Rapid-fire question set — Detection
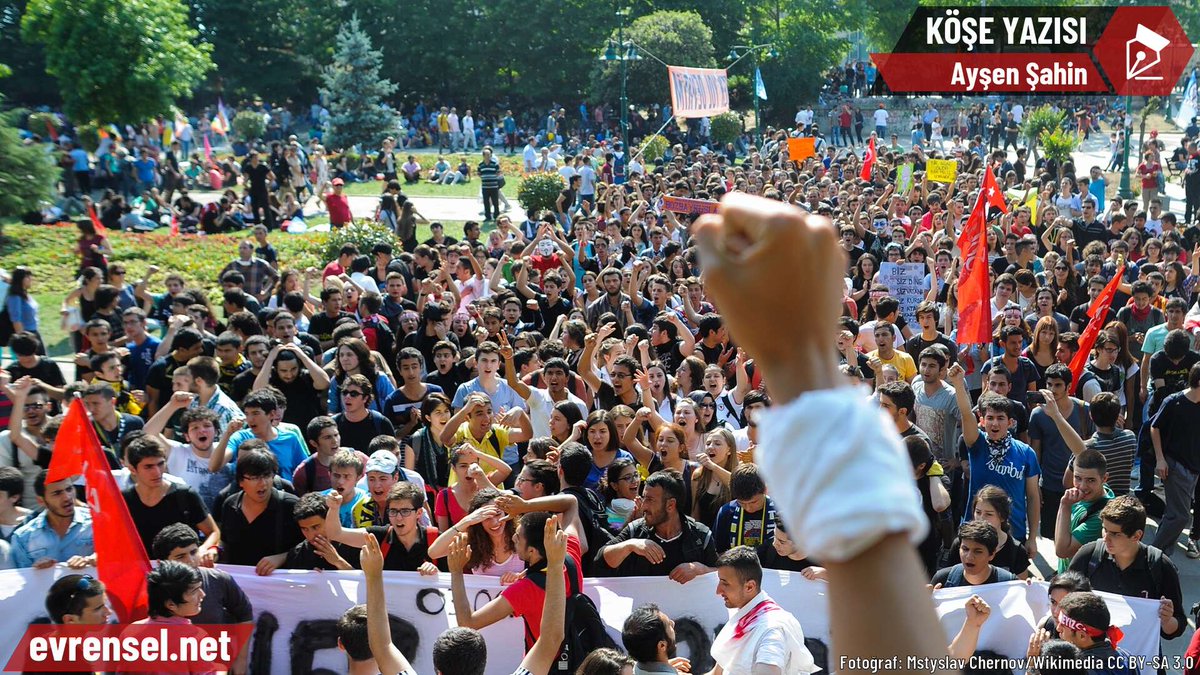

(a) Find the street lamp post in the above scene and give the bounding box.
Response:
[728,43,776,147]
[1118,94,1133,199]
[599,6,639,150]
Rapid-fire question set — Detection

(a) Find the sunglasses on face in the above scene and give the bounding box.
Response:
[342,390,365,399]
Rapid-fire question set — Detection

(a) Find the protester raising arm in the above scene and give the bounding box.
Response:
[361,533,418,675]
[692,193,952,673]
[496,492,590,555]
[517,515,569,675]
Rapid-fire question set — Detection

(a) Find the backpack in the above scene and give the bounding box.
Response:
[561,485,613,571]
[379,525,440,562]
[1087,541,1164,591]
[0,305,13,347]
[525,555,618,672]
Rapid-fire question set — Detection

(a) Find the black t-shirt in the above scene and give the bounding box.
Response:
[335,411,396,454]
[904,332,958,365]
[284,539,362,570]
[145,354,188,410]
[1148,351,1200,413]
[244,163,271,195]
[218,489,302,566]
[365,525,444,572]
[94,413,144,458]
[230,368,258,404]
[272,371,325,428]
[8,357,67,390]
[123,484,209,554]
[308,311,355,345]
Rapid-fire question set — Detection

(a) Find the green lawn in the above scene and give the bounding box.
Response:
[0,218,468,357]
[343,179,480,199]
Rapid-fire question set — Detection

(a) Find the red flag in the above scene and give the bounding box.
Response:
[44,117,59,142]
[955,168,1008,345]
[86,204,108,234]
[859,136,876,181]
[170,212,179,236]
[1069,264,1124,386]
[46,399,151,622]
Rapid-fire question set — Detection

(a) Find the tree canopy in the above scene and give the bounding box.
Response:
[21,0,212,123]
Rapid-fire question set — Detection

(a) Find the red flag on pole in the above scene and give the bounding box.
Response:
[46,399,151,622]
[955,168,1008,345]
[44,117,59,142]
[1069,263,1124,386]
[859,136,876,181]
[86,204,108,234]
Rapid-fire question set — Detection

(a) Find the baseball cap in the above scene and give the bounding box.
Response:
[365,450,398,475]
[332,178,345,186]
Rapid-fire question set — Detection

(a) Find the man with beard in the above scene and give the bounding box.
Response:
[10,471,95,568]
[622,604,691,674]
[585,267,633,331]
[596,470,718,581]
[0,382,52,507]
[709,547,818,675]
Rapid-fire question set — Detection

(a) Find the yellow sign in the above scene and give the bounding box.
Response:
[925,158,958,184]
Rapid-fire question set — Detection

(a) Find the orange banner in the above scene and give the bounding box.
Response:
[786,137,816,162]
[668,66,730,118]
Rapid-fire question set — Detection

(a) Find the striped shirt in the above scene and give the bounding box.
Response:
[478,158,501,188]
[1075,429,1137,495]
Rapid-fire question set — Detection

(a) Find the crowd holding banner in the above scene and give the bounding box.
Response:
[4,54,1200,674]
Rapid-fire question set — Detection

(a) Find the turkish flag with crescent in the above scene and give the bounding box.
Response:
[955,168,1008,345]
[46,398,150,622]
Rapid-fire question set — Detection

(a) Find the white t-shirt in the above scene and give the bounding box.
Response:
[523,144,537,170]
[525,387,588,438]
[578,166,597,194]
[0,430,41,509]
[558,165,577,182]
[873,108,889,126]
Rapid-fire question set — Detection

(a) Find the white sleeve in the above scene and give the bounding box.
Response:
[754,627,790,668]
[758,388,927,563]
[1081,379,1102,403]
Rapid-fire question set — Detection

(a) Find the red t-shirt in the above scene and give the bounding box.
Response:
[434,487,468,526]
[322,261,344,279]
[327,193,352,225]
[501,533,583,648]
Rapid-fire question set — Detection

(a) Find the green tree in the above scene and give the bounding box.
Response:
[21,0,212,123]
[756,4,849,125]
[320,15,398,151]
[231,110,265,141]
[1020,105,1066,163]
[191,0,338,102]
[0,0,57,105]
[592,10,717,106]
[709,111,742,145]
[0,97,58,218]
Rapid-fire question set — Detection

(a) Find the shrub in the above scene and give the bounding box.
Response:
[27,112,58,139]
[1038,127,1079,180]
[517,173,565,215]
[1020,106,1066,160]
[320,219,397,262]
[75,122,100,154]
[710,112,743,146]
[232,110,266,141]
[638,135,669,162]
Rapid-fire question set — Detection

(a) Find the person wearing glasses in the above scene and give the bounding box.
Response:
[45,574,111,625]
[324,481,442,574]
[333,374,396,456]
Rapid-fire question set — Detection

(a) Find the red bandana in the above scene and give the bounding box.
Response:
[1057,611,1124,647]
[733,599,782,640]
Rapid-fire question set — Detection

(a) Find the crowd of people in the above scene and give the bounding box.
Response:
[3,92,1200,674]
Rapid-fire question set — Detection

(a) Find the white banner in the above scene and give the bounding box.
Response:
[0,567,1160,674]
[879,261,928,326]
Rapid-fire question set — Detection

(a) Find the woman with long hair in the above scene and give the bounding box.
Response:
[428,487,523,579]
[644,361,679,419]
[568,410,634,490]
[1047,256,1085,315]
[849,253,878,316]
[409,393,454,489]
[1163,260,1197,305]
[622,418,696,514]
[692,428,738,527]
[76,219,112,279]
[327,337,396,414]
[673,356,707,397]
[686,390,722,433]
[600,458,642,532]
[1142,237,1164,266]
[548,399,585,445]
[4,267,43,353]
[1101,320,1140,415]
[268,269,303,310]
[945,485,1030,577]
[1023,315,1060,388]
[431,446,508,532]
